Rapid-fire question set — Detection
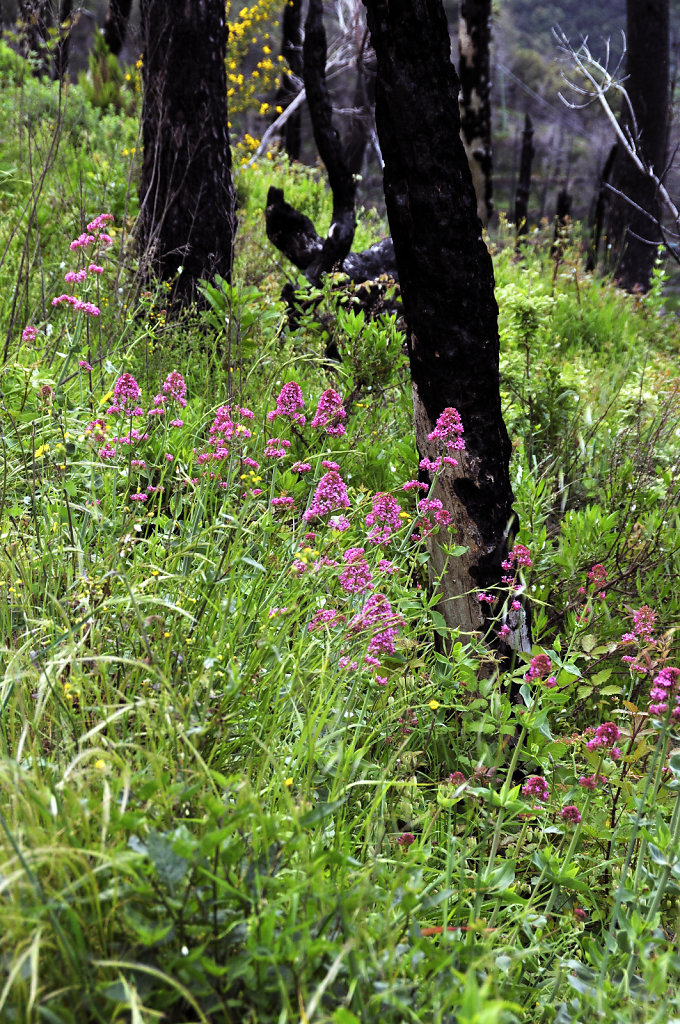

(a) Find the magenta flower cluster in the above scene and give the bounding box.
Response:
[420,406,466,474]
[311,388,346,435]
[304,470,351,522]
[268,382,306,425]
[365,492,402,545]
[585,721,621,759]
[648,666,680,721]
[524,653,556,688]
[522,775,550,803]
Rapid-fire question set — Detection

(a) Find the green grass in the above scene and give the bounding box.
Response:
[1,43,680,1023]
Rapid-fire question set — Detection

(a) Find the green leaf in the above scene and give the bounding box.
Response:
[333,1011,361,1024]
[146,831,190,887]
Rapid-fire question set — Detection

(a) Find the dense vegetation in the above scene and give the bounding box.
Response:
[1,39,680,1023]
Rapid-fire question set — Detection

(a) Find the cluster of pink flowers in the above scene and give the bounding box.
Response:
[420,406,466,474]
[417,497,452,538]
[365,492,402,545]
[648,666,680,721]
[585,721,621,759]
[501,543,532,592]
[522,775,550,803]
[264,438,291,459]
[579,773,606,790]
[52,294,101,317]
[578,563,607,601]
[308,609,346,632]
[22,325,38,343]
[338,548,374,595]
[198,403,254,465]
[267,382,306,425]
[161,370,187,407]
[108,373,142,416]
[347,593,404,657]
[524,653,557,688]
[621,605,657,674]
[311,388,346,435]
[303,470,351,522]
[560,805,581,824]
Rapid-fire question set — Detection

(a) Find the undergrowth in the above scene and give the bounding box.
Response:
[1,44,680,1024]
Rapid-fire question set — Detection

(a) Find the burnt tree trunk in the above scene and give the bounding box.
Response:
[514,112,533,236]
[18,0,52,77]
[303,0,356,282]
[103,0,134,56]
[345,33,377,178]
[458,0,493,226]
[363,0,525,647]
[587,143,617,272]
[275,0,303,159]
[606,0,669,292]
[138,0,236,302]
[53,0,73,81]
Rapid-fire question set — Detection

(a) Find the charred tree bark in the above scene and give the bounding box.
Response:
[103,0,133,56]
[266,185,398,282]
[514,112,534,236]
[274,0,303,159]
[18,0,52,77]
[606,0,669,292]
[363,0,524,647]
[587,143,617,272]
[138,0,236,303]
[53,0,73,81]
[303,0,356,283]
[458,0,493,226]
[345,33,377,178]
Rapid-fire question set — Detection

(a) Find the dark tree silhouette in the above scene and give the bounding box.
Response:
[458,0,493,225]
[362,0,525,646]
[302,0,356,283]
[103,0,133,56]
[606,0,669,292]
[514,112,534,236]
[274,0,303,159]
[138,0,236,301]
[17,0,52,77]
[53,0,73,81]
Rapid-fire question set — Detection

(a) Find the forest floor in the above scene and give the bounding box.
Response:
[1,42,680,1023]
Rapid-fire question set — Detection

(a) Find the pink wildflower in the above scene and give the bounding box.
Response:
[70,233,95,250]
[397,832,416,848]
[402,479,429,492]
[365,492,402,545]
[267,381,306,425]
[88,263,104,275]
[291,461,312,474]
[264,437,291,459]
[22,325,38,343]
[428,407,465,450]
[585,722,620,753]
[648,666,680,720]
[308,609,346,632]
[579,774,606,790]
[303,470,350,522]
[329,515,351,531]
[560,805,582,824]
[522,775,549,802]
[525,653,556,688]
[162,371,187,407]
[65,268,87,284]
[311,388,346,435]
[338,548,374,595]
[86,213,114,233]
[348,593,404,656]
